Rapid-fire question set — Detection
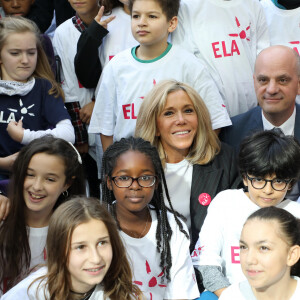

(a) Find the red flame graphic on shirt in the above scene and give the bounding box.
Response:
[229,17,251,41]
[133,260,166,300]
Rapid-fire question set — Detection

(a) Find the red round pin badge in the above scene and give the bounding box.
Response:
[198,193,211,206]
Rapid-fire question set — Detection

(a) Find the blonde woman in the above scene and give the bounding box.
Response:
[136,80,241,251]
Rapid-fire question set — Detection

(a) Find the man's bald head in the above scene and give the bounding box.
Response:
[253,45,300,126]
[255,45,300,77]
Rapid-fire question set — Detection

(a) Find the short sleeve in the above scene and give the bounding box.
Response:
[88,63,117,136]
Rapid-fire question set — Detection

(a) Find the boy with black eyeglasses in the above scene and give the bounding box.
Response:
[192,129,300,298]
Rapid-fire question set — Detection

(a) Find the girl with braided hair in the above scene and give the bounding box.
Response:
[101,136,199,300]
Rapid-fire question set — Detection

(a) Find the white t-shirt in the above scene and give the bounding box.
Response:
[99,7,137,67]
[0,226,48,297]
[219,276,300,300]
[89,44,231,140]
[192,189,300,285]
[28,226,48,271]
[173,0,270,117]
[164,159,193,230]
[120,209,199,300]
[1,267,107,300]
[260,0,300,54]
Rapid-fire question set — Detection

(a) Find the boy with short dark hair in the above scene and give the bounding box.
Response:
[89,0,231,151]
[128,0,180,21]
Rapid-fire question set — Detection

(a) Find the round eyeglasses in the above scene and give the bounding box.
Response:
[246,174,292,191]
[111,175,157,188]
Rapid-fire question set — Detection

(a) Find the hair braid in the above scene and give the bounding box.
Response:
[101,137,189,282]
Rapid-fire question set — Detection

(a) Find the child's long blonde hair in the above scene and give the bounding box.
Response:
[0,17,64,99]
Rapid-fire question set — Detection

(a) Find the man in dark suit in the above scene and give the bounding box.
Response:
[220,45,300,200]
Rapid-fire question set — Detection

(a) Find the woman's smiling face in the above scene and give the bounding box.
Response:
[156,89,198,163]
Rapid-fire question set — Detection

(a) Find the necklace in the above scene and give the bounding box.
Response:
[120,207,151,239]
[70,286,95,300]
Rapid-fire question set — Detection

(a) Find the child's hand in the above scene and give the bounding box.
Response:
[0,195,10,221]
[7,119,24,143]
[95,6,116,29]
[79,101,95,124]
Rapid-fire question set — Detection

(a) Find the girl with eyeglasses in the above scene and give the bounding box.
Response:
[192,130,300,299]
[101,136,200,300]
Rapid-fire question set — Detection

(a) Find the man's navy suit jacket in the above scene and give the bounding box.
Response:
[220,104,300,152]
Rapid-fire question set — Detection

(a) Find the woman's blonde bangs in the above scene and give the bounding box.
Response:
[136,80,220,166]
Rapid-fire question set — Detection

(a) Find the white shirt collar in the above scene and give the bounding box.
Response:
[262,106,296,136]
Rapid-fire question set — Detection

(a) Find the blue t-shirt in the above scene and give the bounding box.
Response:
[0,78,70,158]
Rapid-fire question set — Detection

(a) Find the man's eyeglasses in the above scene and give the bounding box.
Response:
[111,175,157,188]
[246,174,292,191]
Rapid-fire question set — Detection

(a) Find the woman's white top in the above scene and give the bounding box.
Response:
[28,226,48,270]
[164,159,193,230]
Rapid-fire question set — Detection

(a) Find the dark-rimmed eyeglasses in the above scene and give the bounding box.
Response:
[246,175,292,191]
[111,175,157,188]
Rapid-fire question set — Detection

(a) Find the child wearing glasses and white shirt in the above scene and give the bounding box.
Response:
[192,129,300,298]
[100,137,199,300]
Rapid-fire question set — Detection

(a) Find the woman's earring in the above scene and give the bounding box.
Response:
[62,190,69,197]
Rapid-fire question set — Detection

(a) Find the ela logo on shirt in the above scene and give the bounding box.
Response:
[122,79,157,120]
[0,99,35,123]
[191,245,205,258]
[133,260,166,299]
[211,16,251,59]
